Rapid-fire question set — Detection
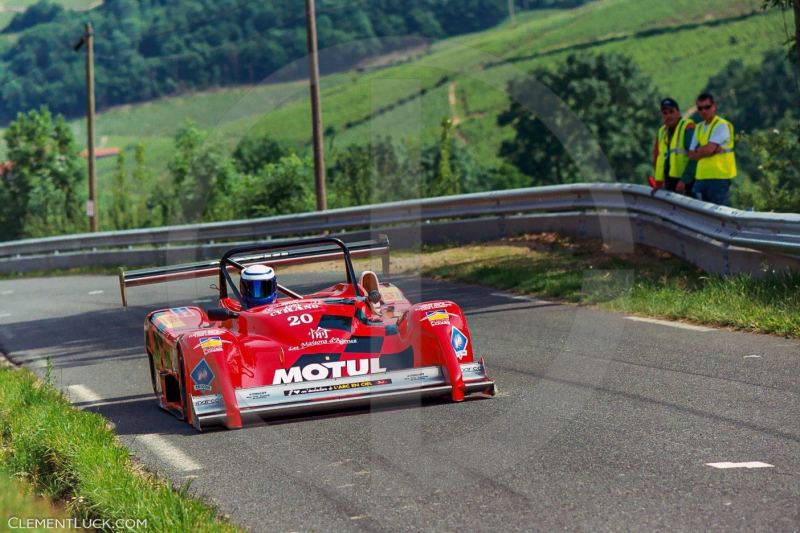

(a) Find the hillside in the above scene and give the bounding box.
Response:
[0,0,97,33]
[0,0,792,206]
[0,0,533,122]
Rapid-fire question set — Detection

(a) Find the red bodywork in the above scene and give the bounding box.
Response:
[137,238,495,430]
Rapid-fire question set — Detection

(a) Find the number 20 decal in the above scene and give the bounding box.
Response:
[288,314,313,326]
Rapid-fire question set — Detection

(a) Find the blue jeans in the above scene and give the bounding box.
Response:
[694,179,731,206]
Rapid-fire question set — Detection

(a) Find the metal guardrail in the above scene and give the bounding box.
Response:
[1,183,798,276]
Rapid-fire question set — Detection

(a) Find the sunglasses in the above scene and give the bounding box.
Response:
[697,104,713,111]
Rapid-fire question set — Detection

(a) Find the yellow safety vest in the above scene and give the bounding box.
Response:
[695,116,736,180]
[654,118,693,182]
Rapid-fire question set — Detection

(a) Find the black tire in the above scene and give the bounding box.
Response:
[177,347,188,421]
[177,347,203,431]
[146,350,158,397]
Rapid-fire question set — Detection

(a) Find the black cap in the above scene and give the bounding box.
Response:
[660,98,679,111]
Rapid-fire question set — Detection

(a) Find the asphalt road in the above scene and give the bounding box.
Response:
[0,273,798,532]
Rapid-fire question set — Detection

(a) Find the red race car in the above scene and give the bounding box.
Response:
[120,237,496,430]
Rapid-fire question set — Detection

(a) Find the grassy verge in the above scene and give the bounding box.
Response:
[0,363,243,532]
[0,469,73,532]
[392,234,800,337]
[0,265,122,280]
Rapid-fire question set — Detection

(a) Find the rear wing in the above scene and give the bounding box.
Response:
[118,235,390,307]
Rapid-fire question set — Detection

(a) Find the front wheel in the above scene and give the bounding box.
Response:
[147,350,158,397]
[177,347,189,421]
[177,347,203,431]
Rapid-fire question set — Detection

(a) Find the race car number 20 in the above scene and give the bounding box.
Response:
[287,314,313,326]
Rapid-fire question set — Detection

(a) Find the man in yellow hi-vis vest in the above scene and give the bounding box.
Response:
[688,93,736,206]
[651,98,695,194]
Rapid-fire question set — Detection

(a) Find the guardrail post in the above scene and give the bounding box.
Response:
[379,234,390,277]
[118,268,128,308]
[722,244,731,276]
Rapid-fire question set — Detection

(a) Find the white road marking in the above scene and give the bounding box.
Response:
[88,290,104,295]
[491,292,534,301]
[0,313,11,319]
[138,433,201,472]
[492,292,530,300]
[68,384,102,403]
[706,462,774,469]
[1,290,13,295]
[744,355,762,359]
[349,515,368,521]
[192,298,213,304]
[625,316,714,331]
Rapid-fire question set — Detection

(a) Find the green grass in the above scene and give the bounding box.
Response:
[0,0,790,210]
[0,469,73,532]
[406,235,800,337]
[0,363,244,532]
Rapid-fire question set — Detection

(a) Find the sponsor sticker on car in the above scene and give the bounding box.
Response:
[451,327,468,359]
[198,336,223,354]
[191,359,215,391]
[287,337,356,351]
[284,378,392,396]
[416,301,450,312]
[153,313,185,332]
[308,327,329,340]
[269,302,321,316]
[187,329,226,338]
[424,310,450,326]
[273,357,387,384]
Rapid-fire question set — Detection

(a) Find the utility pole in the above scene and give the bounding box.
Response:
[508,0,515,23]
[794,0,800,67]
[74,22,98,232]
[304,0,327,211]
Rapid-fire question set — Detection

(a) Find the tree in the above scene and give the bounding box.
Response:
[1,107,84,240]
[330,144,375,207]
[0,0,521,121]
[108,150,135,230]
[230,154,315,218]
[329,137,430,207]
[232,133,290,175]
[129,142,154,227]
[498,53,659,185]
[427,118,460,197]
[762,0,800,65]
[705,49,798,135]
[2,0,64,34]
[150,121,236,225]
[735,121,800,213]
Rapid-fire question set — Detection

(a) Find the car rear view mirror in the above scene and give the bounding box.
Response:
[206,308,239,321]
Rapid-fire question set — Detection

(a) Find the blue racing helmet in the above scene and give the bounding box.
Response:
[240,264,277,308]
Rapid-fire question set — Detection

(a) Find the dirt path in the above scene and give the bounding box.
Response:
[448,81,471,143]
[448,82,462,127]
